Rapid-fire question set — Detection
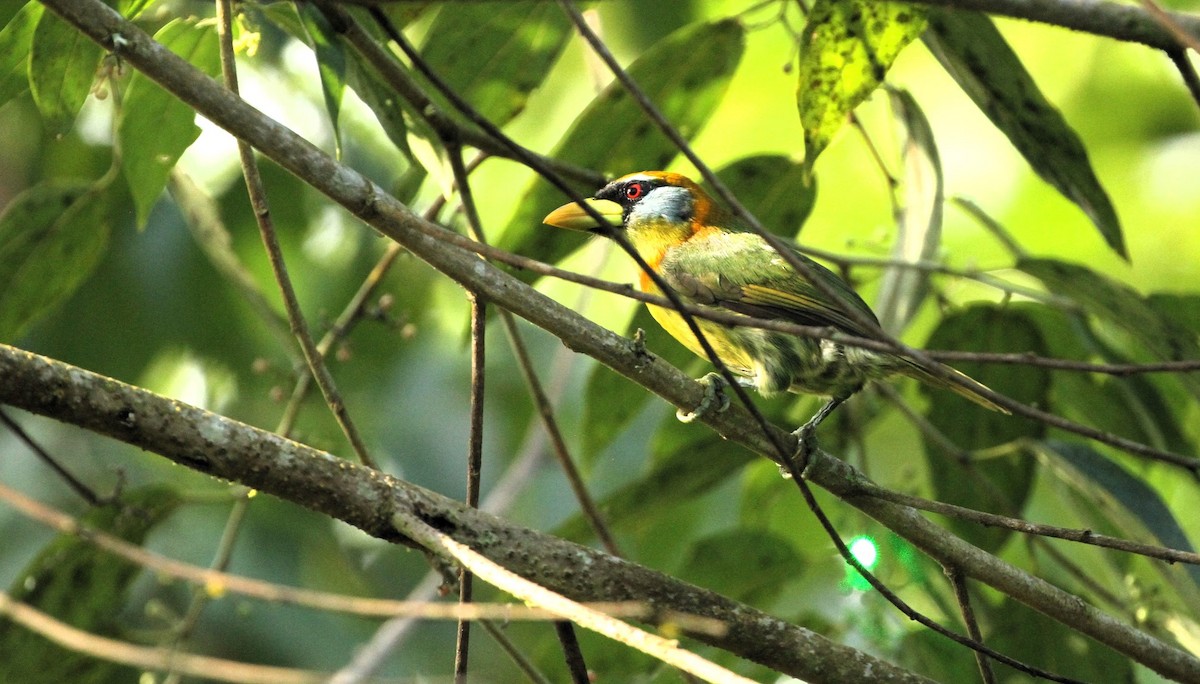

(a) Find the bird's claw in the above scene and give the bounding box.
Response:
[781,421,821,480]
[676,372,731,423]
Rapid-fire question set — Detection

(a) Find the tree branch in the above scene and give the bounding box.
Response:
[0,343,929,684]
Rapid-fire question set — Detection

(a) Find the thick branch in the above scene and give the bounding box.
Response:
[0,344,925,684]
[910,0,1200,51]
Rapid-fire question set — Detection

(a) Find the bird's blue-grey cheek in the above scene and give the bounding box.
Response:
[631,187,694,223]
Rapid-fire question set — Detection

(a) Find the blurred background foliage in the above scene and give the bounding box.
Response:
[1,0,1200,681]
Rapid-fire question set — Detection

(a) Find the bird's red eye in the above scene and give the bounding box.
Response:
[624,182,644,201]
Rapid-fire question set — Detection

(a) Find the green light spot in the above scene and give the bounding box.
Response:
[848,536,878,570]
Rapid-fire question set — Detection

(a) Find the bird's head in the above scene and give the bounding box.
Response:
[543,172,722,250]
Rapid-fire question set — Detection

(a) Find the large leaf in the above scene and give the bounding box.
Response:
[1018,303,1193,458]
[28,7,103,133]
[1041,440,1200,594]
[1019,257,1200,402]
[921,304,1050,553]
[0,487,181,684]
[876,89,942,333]
[420,0,570,128]
[580,305,700,462]
[0,1,39,108]
[988,597,1135,682]
[0,180,112,341]
[500,19,744,266]
[298,4,347,159]
[711,154,815,238]
[924,10,1125,258]
[678,529,803,604]
[797,0,927,169]
[119,18,220,228]
[556,431,753,543]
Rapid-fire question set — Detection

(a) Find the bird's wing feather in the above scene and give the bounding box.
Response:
[658,231,879,338]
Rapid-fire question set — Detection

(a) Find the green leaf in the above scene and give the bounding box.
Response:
[1041,440,1200,592]
[1019,257,1200,402]
[797,0,927,169]
[346,53,411,158]
[0,487,181,684]
[499,18,744,267]
[0,0,26,27]
[679,529,803,603]
[0,180,113,341]
[119,0,157,19]
[0,2,39,108]
[713,154,815,238]
[119,18,219,229]
[420,0,570,128]
[922,304,1050,553]
[1020,303,1193,457]
[556,431,752,542]
[876,89,942,333]
[924,10,1126,258]
[580,306,700,461]
[28,8,103,133]
[298,5,347,159]
[988,597,1135,681]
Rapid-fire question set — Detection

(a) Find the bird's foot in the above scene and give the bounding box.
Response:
[676,372,731,423]
[782,419,822,480]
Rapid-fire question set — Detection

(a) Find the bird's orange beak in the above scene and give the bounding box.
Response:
[542,198,623,231]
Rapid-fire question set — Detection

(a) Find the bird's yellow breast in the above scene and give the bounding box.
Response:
[640,278,757,378]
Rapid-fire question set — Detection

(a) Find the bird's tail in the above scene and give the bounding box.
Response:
[898,361,1011,414]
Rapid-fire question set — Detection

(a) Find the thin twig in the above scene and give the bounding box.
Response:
[0,409,103,505]
[455,289,486,682]
[945,568,996,684]
[162,490,252,684]
[555,621,591,684]
[217,0,378,470]
[778,441,1081,683]
[1167,48,1200,109]
[497,313,623,555]
[480,620,555,684]
[852,481,1200,566]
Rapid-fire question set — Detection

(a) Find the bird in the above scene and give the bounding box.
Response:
[543,171,1008,452]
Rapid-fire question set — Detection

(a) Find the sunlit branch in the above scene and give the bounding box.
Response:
[391,508,757,684]
[0,591,326,684]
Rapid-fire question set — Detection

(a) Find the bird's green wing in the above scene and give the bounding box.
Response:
[659,231,880,337]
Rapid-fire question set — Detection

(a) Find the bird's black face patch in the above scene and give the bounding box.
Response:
[595,177,666,225]
[596,178,665,206]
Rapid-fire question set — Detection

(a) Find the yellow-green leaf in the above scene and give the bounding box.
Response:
[28,8,102,133]
[0,2,40,108]
[924,10,1125,258]
[797,0,926,169]
[420,0,570,127]
[119,18,219,228]
[0,180,111,341]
